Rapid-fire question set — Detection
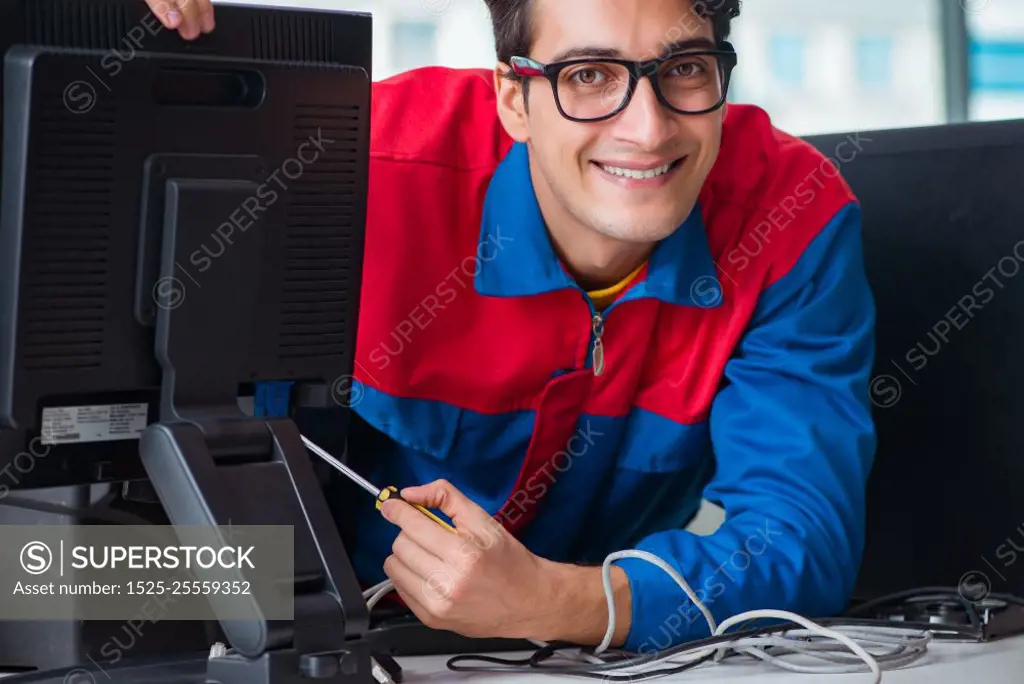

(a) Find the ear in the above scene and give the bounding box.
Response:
[493,64,529,143]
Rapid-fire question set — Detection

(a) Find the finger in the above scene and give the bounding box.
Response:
[171,0,205,40]
[389,567,444,629]
[392,531,445,576]
[384,554,453,612]
[381,497,459,556]
[400,479,494,531]
[146,0,180,29]
[196,0,215,34]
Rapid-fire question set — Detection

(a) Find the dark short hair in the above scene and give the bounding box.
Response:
[483,0,742,66]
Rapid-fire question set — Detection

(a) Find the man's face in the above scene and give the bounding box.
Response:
[508,0,726,246]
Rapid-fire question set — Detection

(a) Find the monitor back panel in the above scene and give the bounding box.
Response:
[804,119,1024,602]
[0,24,370,487]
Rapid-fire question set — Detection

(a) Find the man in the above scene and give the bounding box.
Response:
[148,0,876,653]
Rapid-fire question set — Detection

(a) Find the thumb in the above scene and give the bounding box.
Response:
[400,479,492,529]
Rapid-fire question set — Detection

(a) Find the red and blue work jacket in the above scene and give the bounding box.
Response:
[330,67,876,652]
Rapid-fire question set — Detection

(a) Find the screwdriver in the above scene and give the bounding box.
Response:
[300,435,456,533]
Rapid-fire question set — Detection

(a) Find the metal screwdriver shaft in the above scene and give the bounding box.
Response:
[299,434,456,533]
[300,434,380,498]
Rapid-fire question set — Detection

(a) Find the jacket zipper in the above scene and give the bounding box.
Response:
[591,312,606,376]
[582,291,622,377]
[578,269,641,376]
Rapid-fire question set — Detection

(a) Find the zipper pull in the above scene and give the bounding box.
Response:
[591,313,605,376]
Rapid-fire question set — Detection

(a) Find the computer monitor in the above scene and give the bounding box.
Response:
[0,0,371,489]
[804,118,1024,605]
[0,1,375,682]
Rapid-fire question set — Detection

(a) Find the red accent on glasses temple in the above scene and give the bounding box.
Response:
[514,65,544,77]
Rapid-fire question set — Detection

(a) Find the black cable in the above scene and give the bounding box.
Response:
[449,646,715,681]
[547,653,716,681]
[446,615,943,681]
[818,615,976,640]
[846,586,967,617]
[526,642,639,668]
[445,652,536,667]
[446,622,796,677]
[843,585,1024,643]
[846,586,1024,617]
[448,588,1023,679]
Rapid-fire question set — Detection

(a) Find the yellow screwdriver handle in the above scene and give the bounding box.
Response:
[376,486,456,533]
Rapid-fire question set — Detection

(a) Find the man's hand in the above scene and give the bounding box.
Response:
[380,479,633,646]
[144,0,215,40]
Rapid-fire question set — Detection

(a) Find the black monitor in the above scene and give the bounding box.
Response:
[0,0,371,489]
[804,118,1024,606]
[0,1,375,682]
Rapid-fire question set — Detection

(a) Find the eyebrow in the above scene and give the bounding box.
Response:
[549,46,620,62]
[661,37,717,55]
[549,37,717,63]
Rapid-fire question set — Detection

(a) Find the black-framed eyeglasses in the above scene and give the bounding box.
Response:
[508,41,738,123]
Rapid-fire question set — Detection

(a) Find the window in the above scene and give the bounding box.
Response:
[855,35,893,89]
[769,34,806,87]
[726,0,944,135]
[970,40,1024,91]
[390,20,437,74]
[277,0,1018,133]
[967,3,1024,121]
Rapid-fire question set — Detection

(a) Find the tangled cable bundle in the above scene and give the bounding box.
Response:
[362,549,934,683]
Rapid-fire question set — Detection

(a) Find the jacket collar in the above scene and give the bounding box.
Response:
[474,142,723,309]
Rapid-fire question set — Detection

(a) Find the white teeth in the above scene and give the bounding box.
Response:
[599,162,673,179]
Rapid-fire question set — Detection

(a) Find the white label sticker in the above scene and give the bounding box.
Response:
[40,403,149,445]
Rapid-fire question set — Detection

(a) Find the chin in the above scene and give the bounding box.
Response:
[588,212,682,244]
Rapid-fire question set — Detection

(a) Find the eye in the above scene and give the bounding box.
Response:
[569,68,606,86]
[667,61,705,78]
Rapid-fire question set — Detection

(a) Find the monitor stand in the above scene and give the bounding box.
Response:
[133,164,374,684]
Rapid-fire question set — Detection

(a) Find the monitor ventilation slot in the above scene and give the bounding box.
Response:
[22,85,115,371]
[278,104,363,360]
[26,0,131,49]
[252,13,336,63]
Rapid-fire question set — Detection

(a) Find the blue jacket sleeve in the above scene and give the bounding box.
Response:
[616,202,877,652]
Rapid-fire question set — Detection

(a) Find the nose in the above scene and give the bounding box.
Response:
[611,76,678,148]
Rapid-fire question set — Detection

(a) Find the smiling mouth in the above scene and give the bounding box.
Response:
[595,158,685,180]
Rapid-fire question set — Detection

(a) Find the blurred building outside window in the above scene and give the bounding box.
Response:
[855,35,893,90]
[967,0,1024,122]
[768,34,807,88]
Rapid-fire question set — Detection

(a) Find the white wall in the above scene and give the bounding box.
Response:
[217,0,495,78]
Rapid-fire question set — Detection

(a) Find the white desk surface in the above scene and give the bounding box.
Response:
[394,633,1024,683]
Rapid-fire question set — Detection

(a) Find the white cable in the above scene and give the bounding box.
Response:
[365,579,396,610]
[719,637,927,674]
[597,550,717,655]
[653,628,930,668]
[356,542,927,682]
[363,579,393,599]
[359,579,399,684]
[593,549,932,683]
[718,610,881,680]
